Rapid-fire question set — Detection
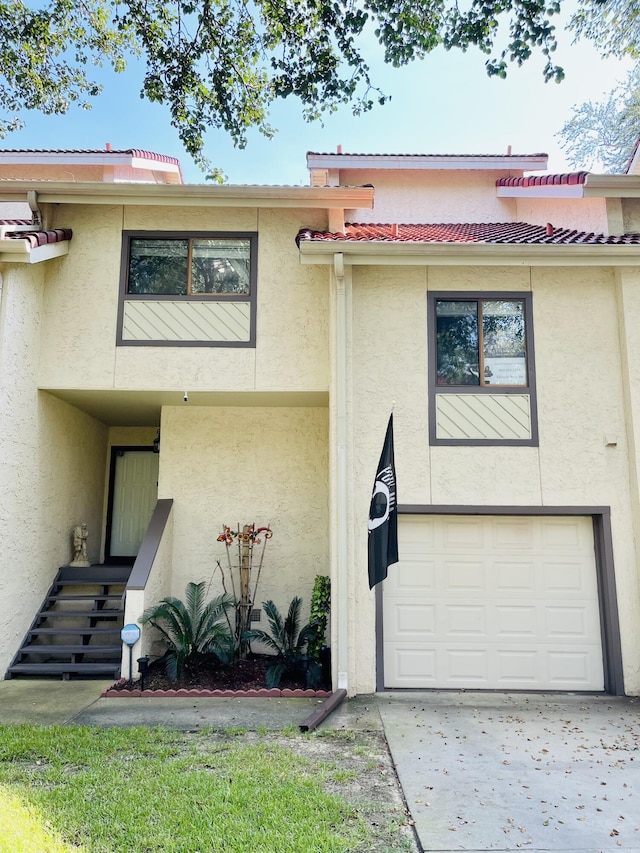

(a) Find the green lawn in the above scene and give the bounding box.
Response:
[0,725,413,853]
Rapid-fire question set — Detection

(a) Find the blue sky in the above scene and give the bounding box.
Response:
[0,14,630,185]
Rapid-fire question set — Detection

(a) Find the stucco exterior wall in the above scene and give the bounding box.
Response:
[622,199,640,233]
[154,405,329,626]
[0,262,108,674]
[346,263,640,695]
[514,197,610,236]
[38,205,330,395]
[340,170,517,223]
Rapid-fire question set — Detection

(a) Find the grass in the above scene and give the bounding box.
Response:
[0,725,406,853]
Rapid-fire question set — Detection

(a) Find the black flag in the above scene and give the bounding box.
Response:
[368,414,398,589]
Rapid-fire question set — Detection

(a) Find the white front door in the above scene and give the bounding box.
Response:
[383,514,604,690]
[108,450,159,560]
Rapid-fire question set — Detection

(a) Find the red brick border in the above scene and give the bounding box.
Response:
[101,679,332,699]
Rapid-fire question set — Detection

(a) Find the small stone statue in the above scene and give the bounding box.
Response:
[70,524,90,567]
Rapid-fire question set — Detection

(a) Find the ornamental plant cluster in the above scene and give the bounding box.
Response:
[141,524,330,689]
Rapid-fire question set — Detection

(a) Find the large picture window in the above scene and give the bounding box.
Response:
[428,291,537,446]
[436,298,527,387]
[118,231,257,347]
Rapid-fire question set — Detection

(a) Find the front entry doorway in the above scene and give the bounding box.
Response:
[105,447,159,563]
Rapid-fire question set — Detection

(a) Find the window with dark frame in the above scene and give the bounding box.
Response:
[435,298,528,388]
[127,237,252,296]
[118,231,258,348]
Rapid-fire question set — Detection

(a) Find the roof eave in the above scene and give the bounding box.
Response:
[583,175,640,197]
[298,240,640,266]
[307,153,549,171]
[0,239,70,264]
[0,181,375,209]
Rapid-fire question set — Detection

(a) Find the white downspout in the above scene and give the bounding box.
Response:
[334,252,349,691]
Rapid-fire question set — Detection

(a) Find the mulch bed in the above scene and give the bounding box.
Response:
[104,654,332,698]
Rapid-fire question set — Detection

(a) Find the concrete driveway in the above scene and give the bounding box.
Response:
[376,692,640,852]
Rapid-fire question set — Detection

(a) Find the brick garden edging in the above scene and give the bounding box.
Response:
[101,680,332,699]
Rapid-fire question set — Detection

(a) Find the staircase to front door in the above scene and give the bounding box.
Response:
[6,565,131,680]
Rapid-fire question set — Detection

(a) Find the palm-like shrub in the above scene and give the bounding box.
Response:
[140,582,235,681]
[246,597,320,688]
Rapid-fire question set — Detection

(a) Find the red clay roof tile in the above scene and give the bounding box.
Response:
[495,173,589,188]
[1,226,72,247]
[296,222,640,245]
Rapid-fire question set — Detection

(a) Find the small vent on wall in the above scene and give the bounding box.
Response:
[250,608,261,622]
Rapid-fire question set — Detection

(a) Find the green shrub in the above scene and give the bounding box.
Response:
[140,582,235,680]
[246,597,321,688]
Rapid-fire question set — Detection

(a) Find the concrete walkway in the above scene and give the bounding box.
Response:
[1,680,639,851]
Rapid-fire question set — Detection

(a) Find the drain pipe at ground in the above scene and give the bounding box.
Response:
[299,688,348,732]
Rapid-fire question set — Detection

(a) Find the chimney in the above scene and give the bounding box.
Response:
[507,145,512,155]
[105,142,113,152]
[546,222,554,237]
[337,145,342,154]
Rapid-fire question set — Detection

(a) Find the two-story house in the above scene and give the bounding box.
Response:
[1,146,639,696]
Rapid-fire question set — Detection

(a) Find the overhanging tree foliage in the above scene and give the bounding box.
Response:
[557,66,640,172]
[0,0,626,175]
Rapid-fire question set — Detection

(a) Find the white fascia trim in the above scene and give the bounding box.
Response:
[583,175,640,197]
[298,241,640,266]
[0,182,375,209]
[0,239,70,264]
[496,185,585,198]
[129,157,182,176]
[307,153,549,171]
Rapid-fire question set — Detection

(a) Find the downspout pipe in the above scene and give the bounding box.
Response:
[334,252,349,692]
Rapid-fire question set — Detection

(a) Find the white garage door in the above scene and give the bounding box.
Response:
[383,515,604,690]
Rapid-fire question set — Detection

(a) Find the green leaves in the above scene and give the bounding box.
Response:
[140,581,235,680]
[557,65,640,172]
[0,0,618,170]
[246,597,317,688]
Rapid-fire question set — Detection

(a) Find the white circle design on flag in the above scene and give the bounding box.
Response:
[368,481,390,530]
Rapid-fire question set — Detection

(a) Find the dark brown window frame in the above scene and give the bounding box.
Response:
[117,230,258,348]
[427,290,538,446]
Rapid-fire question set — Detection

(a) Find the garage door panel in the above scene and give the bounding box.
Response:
[545,605,591,638]
[383,515,604,690]
[444,560,486,591]
[495,605,538,637]
[548,650,599,684]
[541,517,585,549]
[442,518,486,549]
[495,560,536,591]
[544,561,595,593]
[445,605,486,636]
[392,559,436,593]
[389,648,438,684]
[385,602,436,639]
[491,518,536,550]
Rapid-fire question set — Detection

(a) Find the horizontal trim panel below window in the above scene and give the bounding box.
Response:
[122,299,251,343]
[435,393,531,441]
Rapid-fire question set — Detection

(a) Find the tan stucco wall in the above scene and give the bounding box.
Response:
[341,170,517,223]
[514,197,610,236]
[38,205,330,395]
[0,262,108,673]
[154,405,329,625]
[346,263,640,695]
[622,199,640,233]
